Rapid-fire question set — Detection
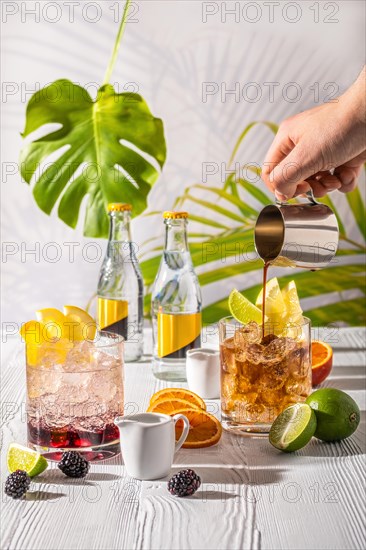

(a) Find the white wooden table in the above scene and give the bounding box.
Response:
[1,328,365,550]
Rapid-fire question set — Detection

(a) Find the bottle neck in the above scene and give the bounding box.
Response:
[108,211,132,243]
[164,219,188,252]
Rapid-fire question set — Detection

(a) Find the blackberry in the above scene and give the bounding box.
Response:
[5,470,31,499]
[58,451,90,478]
[168,469,201,497]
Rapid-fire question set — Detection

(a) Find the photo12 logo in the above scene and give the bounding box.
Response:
[202,81,340,104]
[1,80,140,104]
[201,1,340,24]
[1,1,140,24]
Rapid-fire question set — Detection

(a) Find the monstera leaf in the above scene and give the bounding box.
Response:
[20,80,166,238]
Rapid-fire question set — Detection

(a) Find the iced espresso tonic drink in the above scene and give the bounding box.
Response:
[220,319,311,433]
[24,315,124,460]
[221,278,312,433]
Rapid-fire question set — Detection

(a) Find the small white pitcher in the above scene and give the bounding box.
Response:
[114,412,189,480]
[186,348,220,399]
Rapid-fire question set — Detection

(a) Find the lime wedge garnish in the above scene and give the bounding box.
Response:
[269,403,317,452]
[228,289,263,325]
[7,443,48,477]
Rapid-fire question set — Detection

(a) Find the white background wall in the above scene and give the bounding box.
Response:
[1,0,365,327]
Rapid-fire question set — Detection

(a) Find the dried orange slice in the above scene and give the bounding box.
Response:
[149,388,206,410]
[312,341,333,386]
[173,408,222,448]
[147,398,200,415]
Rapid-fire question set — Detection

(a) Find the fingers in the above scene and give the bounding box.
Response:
[261,119,325,198]
[335,151,366,193]
[334,166,360,193]
[275,170,354,199]
[263,145,321,198]
[306,175,342,198]
[261,107,365,198]
[275,181,311,202]
[303,167,360,197]
[261,129,295,194]
[294,182,311,196]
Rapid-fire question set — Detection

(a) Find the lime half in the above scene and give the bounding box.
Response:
[7,443,48,477]
[228,289,263,325]
[269,404,317,452]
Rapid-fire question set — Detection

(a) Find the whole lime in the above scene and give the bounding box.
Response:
[306,388,360,442]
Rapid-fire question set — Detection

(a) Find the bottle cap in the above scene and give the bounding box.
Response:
[108,203,132,212]
[163,211,188,219]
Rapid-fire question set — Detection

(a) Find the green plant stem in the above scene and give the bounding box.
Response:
[103,0,132,85]
[339,235,366,252]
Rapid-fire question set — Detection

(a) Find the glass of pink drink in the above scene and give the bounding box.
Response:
[26,331,124,461]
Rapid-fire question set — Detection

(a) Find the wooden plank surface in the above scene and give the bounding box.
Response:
[1,328,365,550]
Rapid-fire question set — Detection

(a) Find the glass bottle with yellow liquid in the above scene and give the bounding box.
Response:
[151,211,202,381]
[97,203,143,362]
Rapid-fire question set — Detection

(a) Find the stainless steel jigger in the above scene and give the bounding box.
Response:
[254,191,339,269]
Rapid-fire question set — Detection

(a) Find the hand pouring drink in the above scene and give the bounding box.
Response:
[219,191,339,434]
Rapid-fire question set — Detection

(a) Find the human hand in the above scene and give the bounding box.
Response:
[261,67,366,200]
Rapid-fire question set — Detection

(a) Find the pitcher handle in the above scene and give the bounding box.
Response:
[173,414,190,453]
[275,188,318,206]
[305,188,318,205]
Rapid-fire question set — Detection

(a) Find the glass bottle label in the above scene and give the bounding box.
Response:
[98,298,128,339]
[157,312,201,358]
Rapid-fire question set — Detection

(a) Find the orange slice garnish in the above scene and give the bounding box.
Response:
[20,321,72,367]
[63,305,96,340]
[20,320,45,344]
[35,308,66,339]
[147,398,200,415]
[149,388,206,410]
[34,306,96,341]
[20,304,96,367]
[312,340,333,386]
[173,408,222,448]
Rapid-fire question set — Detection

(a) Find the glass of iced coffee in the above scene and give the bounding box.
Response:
[219,317,312,434]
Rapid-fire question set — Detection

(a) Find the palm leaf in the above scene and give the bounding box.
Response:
[202,265,366,325]
[198,260,263,286]
[140,256,161,286]
[190,228,255,266]
[346,186,366,241]
[305,298,366,326]
[180,184,258,220]
[140,121,366,327]
[237,178,272,206]
[187,214,229,230]
[178,194,247,223]
[228,121,278,166]
[317,195,346,236]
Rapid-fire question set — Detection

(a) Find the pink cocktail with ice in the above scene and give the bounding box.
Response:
[26,332,124,461]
